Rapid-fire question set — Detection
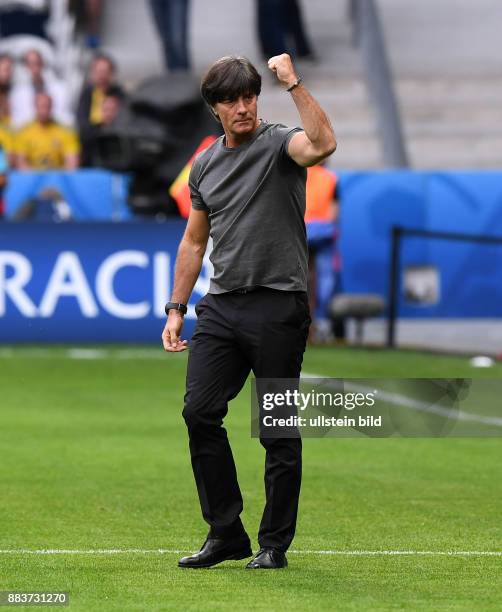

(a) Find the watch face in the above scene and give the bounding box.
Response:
[165,303,187,315]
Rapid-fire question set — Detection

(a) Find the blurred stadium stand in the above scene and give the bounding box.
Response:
[0,0,84,104]
[1,0,502,353]
[98,0,502,170]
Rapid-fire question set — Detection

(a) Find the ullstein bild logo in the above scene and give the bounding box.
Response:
[261,388,381,430]
[0,250,171,319]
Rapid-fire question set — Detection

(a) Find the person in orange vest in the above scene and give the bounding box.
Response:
[305,163,337,224]
[169,135,218,217]
[305,163,340,342]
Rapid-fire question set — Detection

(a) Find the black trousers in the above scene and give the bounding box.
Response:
[182,288,311,552]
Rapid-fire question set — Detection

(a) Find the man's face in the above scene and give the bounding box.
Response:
[213,93,259,138]
[35,94,52,123]
[25,50,44,78]
[91,59,113,89]
[0,58,13,84]
[0,94,10,118]
[102,96,120,125]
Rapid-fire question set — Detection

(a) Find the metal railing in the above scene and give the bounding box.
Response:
[350,0,409,167]
[387,226,502,347]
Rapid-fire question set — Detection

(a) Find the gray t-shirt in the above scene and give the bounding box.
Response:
[189,121,308,294]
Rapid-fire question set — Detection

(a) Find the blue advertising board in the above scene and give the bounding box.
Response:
[2,170,502,343]
[338,170,502,317]
[0,220,210,342]
[4,170,132,220]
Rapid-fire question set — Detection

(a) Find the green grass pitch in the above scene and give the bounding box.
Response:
[1,345,501,610]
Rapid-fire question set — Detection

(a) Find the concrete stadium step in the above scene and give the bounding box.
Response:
[260,78,374,124]
[378,0,502,168]
[396,77,502,103]
[101,1,502,169]
[409,136,502,169]
[101,0,360,82]
[404,123,502,138]
[378,0,502,77]
[330,139,383,170]
[100,0,381,170]
[393,76,502,167]
[260,74,379,169]
[403,109,502,127]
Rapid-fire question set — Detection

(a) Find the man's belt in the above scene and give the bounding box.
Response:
[227,286,258,294]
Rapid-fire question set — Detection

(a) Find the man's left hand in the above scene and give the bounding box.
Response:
[162,312,189,352]
[268,53,298,89]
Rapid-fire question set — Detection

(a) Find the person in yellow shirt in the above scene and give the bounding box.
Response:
[15,93,80,170]
[77,55,124,128]
[76,54,125,167]
[0,123,13,162]
[0,53,13,128]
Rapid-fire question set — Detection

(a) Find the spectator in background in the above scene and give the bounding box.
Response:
[0,95,10,128]
[0,54,13,126]
[101,92,122,126]
[149,0,191,71]
[285,0,316,60]
[0,54,13,96]
[80,91,125,166]
[0,52,13,218]
[0,55,14,165]
[82,0,103,49]
[10,49,73,128]
[77,54,124,138]
[0,123,14,166]
[0,138,9,219]
[305,164,339,343]
[15,92,80,170]
[69,0,104,49]
[256,0,315,62]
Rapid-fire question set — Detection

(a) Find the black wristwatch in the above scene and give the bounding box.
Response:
[165,302,187,316]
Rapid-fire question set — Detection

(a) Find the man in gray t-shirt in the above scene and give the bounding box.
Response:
[190,121,307,294]
[162,54,336,570]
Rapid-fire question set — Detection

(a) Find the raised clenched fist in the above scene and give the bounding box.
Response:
[267,53,298,89]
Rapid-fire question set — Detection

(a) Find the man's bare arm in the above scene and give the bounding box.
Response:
[162,208,210,352]
[268,53,337,167]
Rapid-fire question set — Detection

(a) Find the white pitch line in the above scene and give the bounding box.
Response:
[348,381,502,427]
[301,373,502,428]
[66,348,165,360]
[67,348,108,360]
[0,549,501,557]
[0,549,185,555]
[288,550,502,557]
[1,350,500,426]
[0,348,165,360]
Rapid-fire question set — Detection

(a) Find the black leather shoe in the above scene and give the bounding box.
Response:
[245,547,288,569]
[178,536,252,569]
